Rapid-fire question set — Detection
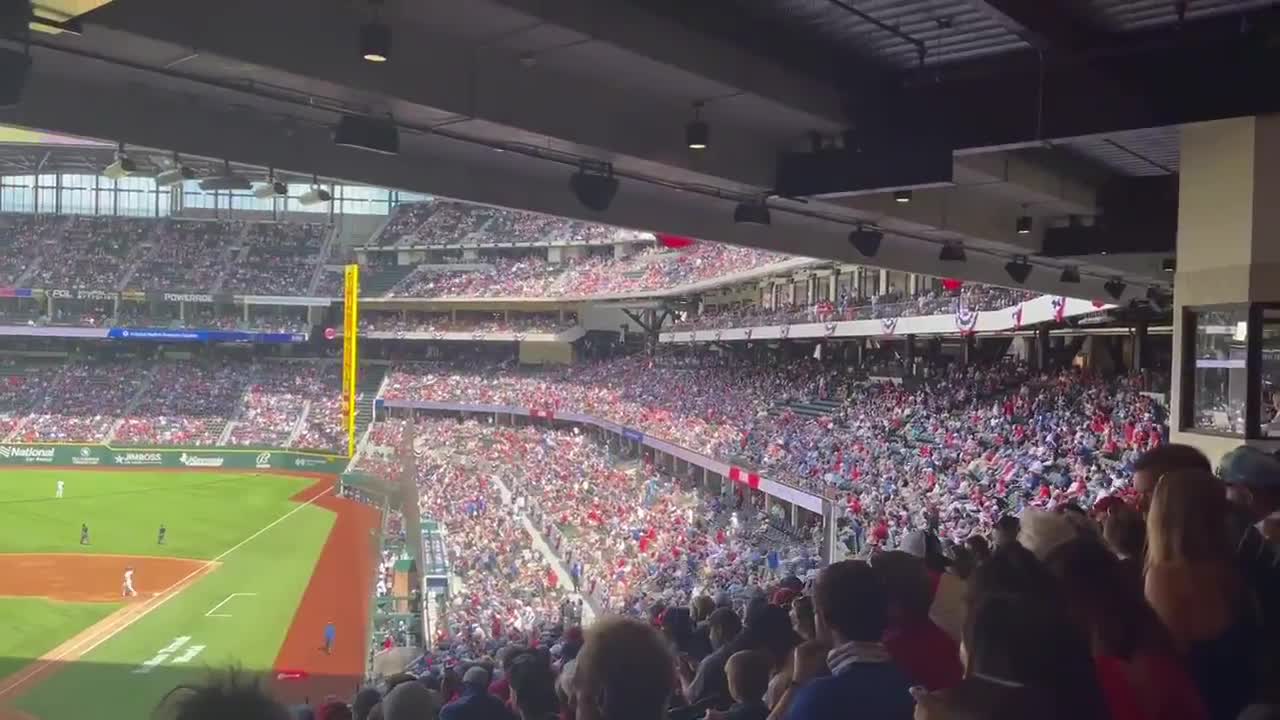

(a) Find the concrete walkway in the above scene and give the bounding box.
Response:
[492,476,599,625]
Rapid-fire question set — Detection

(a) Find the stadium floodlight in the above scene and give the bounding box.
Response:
[253,181,289,199]
[298,186,333,206]
[156,166,195,187]
[103,156,136,181]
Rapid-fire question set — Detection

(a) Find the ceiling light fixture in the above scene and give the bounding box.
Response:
[1161,258,1176,273]
[939,243,965,262]
[360,0,389,62]
[1016,215,1032,235]
[155,153,194,187]
[686,102,709,151]
[1059,266,1081,284]
[1004,256,1032,284]
[894,190,912,203]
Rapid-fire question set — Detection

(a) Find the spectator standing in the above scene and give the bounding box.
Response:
[784,561,913,720]
[683,608,742,710]
[440,667,517,720]
[1145,470,1261,720]
[509,654,561,720]
[573,617,674,720]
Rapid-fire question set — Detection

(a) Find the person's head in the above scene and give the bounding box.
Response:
[1046,536,1176,660]
[812,560,889,646]
[993,515,1020,548]
[707,607,742,650]
[868,550,933,622]
[317,702,352,720]
[154,670,291,720]
[1147,469,1231,567]
[659,607,695,654]
[964,535,991,565]
[788,595,816,640]
[1017,508,1088,563]
[461,666,491,692]
[725,650,771,705]
[574,617,674,720]
[967,543,1059,606]
[1219,446,1280,522]
[747,604,799,669]
[1101,502,1146,560]
[1132,444,1211,513]
[381,681,440,720]
[352,687,382,720]
[498,645,529,672]
[949,543,976,579]
[962,593,1109,718]
[690,595,715,623]
[509,655,559,720]
[901,530,950,573]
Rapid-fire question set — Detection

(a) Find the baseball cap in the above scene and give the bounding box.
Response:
[1219,446,1280,489]
[900,530,950,567]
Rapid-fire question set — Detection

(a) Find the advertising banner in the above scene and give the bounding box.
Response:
[106,328,307,343]
[0,443,347,472]
[0,287,34,298]
[343,264,360,457]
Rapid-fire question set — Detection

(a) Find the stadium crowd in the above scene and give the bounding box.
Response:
[674,285,1040,331]
[163,433,1280,720]
[0,358,344,451]
[360,313,578,336]
[380,355,1168,547]
[375,201,649,248]
[388,244,793,299]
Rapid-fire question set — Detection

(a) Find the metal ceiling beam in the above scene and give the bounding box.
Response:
[963,0,1107,53]
[885,8,1280,153]
[0,52,1153,299]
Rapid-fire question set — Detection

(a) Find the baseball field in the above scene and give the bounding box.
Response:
[0,467,380,720]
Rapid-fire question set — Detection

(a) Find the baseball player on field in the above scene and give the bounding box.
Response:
[56,480,64,498]
[122,566,137,598]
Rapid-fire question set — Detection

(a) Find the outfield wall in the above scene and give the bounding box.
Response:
[0,443,348,473]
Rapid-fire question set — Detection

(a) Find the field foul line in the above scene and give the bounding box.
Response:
[205,592,258,618]
[0,485,332,700]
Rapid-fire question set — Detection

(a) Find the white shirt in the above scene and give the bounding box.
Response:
[124,570,134,583]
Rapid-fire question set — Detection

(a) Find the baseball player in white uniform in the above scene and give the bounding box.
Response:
[56,480,64,498]
[122,567,136,598]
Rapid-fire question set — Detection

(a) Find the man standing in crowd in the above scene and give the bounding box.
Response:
[440,666,516,720]
[785,560,914,720]
[1220,446,1280,542]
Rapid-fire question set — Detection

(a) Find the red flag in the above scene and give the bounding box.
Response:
[658,234,696,249]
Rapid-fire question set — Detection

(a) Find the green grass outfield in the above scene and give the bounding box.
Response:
[0,469,335,719]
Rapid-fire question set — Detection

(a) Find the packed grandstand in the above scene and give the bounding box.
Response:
[3,188,1278,720]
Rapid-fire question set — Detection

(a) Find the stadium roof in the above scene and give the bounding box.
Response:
[1,0,1274,300]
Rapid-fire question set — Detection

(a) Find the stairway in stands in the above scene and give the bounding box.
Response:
[359,266,415,297]
[354,365,388,439]
[769,398,842,418]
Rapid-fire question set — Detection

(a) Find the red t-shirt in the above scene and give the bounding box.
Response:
[882,617,963,691]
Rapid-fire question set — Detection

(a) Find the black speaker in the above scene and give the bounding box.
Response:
[0,47,31,109]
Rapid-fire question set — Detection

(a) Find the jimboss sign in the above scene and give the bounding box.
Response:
[0,444,347,472]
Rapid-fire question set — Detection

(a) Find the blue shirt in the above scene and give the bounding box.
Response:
[786,661,914,720]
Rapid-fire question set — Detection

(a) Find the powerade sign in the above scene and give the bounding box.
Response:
[0,444,347,472]
[107,328,307,344]
[0,445,56,463]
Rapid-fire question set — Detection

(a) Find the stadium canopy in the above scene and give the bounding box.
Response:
[0,0,1274,308]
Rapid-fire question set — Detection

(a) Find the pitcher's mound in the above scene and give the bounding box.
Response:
[0,554,210,603]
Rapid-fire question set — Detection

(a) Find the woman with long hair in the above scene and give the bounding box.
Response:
[1145,470,1262,720]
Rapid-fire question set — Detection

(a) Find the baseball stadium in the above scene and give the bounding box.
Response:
[4,2,1280,720]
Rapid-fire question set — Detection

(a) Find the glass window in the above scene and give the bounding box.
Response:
[59,174,97,215]
[1188,307,1249,435]
[1258,310,1280,437]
